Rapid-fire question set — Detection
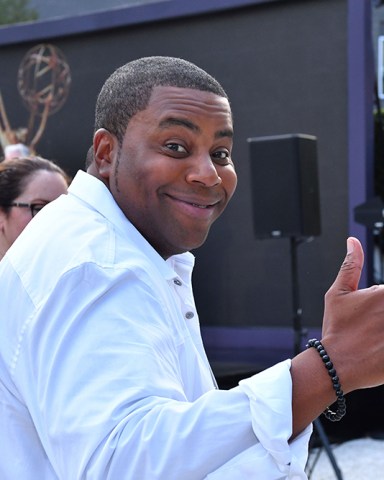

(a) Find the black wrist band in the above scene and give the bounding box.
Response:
[306,338,346,422]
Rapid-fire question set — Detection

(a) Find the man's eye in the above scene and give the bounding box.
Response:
[212,150,231,164]
[165,143,187,154]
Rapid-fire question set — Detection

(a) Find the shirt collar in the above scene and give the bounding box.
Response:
[68,170,195,281]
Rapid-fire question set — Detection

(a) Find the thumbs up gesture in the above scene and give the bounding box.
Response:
[321,237,384,393]
[291,237,384,437]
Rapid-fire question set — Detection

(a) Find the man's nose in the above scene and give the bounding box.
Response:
[185,154,222,187]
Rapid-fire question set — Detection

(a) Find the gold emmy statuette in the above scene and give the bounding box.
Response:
[0,43,71,157]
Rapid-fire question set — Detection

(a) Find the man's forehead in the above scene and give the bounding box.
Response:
[146,85,233,128]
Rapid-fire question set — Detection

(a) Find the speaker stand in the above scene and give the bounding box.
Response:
[289,237,343,480]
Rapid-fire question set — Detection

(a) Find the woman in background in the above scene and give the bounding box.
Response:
[0,156,69,260]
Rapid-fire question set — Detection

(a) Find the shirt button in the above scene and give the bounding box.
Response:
[173,279,182,286]
[185,311,194,319]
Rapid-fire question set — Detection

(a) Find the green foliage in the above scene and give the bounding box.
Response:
[0,0,38,26]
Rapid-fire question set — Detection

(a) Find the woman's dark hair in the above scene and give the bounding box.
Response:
[0,156,69,214]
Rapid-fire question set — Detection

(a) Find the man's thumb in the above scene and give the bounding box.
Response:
[331,237,364,293]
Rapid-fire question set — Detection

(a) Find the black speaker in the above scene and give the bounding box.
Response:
[248,133,321,238]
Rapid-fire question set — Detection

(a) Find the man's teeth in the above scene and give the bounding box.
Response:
[192,203,208,209]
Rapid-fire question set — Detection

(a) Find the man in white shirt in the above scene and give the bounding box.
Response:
[1,56,384,479]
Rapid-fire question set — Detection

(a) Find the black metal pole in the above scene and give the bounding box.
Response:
[290,237,305,356]
[313,418,344,479]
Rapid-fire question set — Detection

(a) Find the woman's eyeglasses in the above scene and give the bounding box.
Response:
[5,202,48,217]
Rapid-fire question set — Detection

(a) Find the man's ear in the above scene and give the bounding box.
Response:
[93,129,119,180]
[0,209,6,233]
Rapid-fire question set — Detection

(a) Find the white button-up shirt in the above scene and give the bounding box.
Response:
[0,170,311,479]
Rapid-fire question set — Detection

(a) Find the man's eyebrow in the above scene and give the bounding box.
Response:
[159,117,233,140]
[215,129,233,140]
[159,117,199,132]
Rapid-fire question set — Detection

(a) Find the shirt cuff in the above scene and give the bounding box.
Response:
[237,359,312,478]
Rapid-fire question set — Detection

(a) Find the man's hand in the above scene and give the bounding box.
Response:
[322,237,384,393]
[291,237,384,437]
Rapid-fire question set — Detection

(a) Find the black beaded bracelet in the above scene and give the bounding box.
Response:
[306,338,346,422]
